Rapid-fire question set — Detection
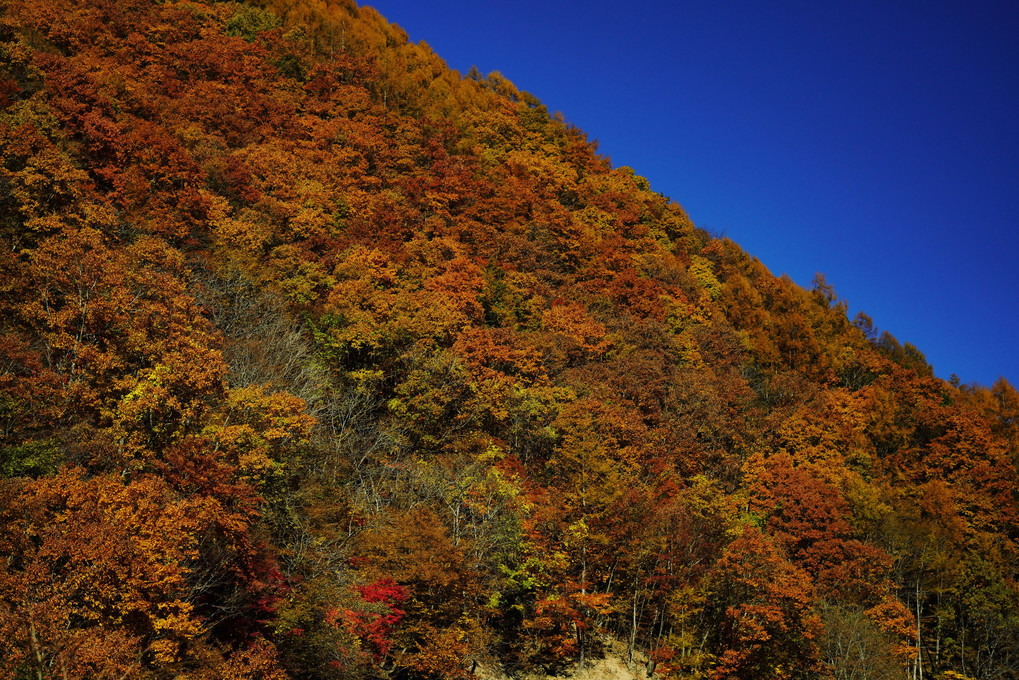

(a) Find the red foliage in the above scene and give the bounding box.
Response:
[330,579,408,662]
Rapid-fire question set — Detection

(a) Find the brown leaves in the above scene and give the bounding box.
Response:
[0,469,204,675]
[707,526,823,679]
[353,507,488,678]
[540,301,612,367]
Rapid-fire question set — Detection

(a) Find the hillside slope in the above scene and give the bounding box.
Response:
[1,1,1018,678]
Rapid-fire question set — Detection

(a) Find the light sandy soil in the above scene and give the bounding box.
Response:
[476,640,653,680]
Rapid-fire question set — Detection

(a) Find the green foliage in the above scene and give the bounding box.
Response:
[226,6,282,42]
[876,329,934,376]
[0,437,62,478]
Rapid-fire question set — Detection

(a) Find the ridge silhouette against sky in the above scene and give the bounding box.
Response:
[366,0,1019,388]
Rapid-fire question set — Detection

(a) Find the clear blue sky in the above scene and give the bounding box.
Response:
[366,1,1019,388]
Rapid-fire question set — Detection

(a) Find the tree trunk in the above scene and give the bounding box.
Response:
[916,580,923,680]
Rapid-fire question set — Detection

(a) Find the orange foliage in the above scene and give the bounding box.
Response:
[0,0,1015,678]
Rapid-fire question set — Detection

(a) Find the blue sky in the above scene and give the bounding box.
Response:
[366,1,1019,387]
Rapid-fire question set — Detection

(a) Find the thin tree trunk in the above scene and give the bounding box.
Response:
[916,580,923,680]
[628,587,639,667]
[30,618,45,680]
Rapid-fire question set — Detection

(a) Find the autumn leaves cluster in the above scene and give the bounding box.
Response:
[1,0,1018,679]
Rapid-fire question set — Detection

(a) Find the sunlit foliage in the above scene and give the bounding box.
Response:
[0,0,1016,678]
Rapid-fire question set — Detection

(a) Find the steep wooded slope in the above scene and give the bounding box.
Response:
[1,1,1018,679]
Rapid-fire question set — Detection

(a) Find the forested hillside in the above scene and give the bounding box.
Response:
[1,0,1018,678]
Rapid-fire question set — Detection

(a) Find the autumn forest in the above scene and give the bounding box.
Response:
[1,1,1018,678]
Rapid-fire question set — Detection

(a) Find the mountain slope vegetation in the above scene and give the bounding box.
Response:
[1,0,1018,678]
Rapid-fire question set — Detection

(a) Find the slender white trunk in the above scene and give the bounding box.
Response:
[628,588,638,667]
[916,581,923,680]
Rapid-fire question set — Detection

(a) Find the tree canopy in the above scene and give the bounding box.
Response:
[1,1,1017,678]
